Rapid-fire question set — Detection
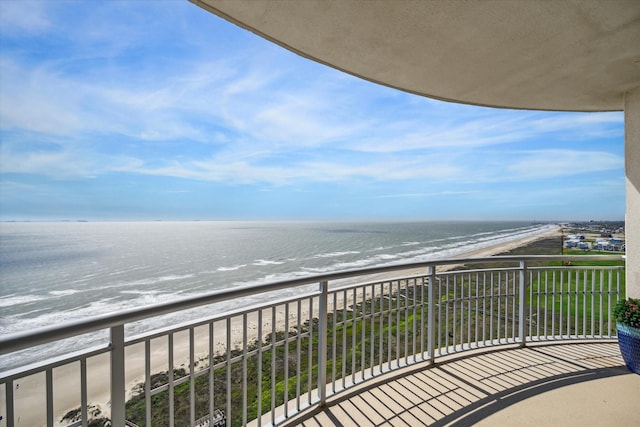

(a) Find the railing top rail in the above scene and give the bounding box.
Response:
[0,254,623,355]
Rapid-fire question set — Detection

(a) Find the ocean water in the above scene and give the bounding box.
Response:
[0,220,555,368]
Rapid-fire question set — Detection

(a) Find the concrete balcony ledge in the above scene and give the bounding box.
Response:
[280,342,638,427]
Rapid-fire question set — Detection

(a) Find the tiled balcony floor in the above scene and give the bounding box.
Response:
[280,342,639,427]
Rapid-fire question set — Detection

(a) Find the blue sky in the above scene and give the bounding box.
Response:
[0,0,625,222]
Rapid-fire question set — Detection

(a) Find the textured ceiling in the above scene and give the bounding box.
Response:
[192,0,640,112]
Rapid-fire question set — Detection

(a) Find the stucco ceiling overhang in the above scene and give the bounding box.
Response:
[191,0,640,112]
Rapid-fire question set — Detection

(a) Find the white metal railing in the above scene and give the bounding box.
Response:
[0,255,624,427]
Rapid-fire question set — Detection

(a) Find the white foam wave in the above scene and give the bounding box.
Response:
[252,259,285,266]
[0,295,47,308]
[315,251,361,258]
[217,264,247,272]
[120,289,161,295]
[49,289,81,296]
[126,274,196,286]
[376,253,400,259]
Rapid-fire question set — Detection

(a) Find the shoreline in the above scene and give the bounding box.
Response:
[9,226,562,426]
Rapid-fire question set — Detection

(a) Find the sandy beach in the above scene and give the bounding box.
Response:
[6,226,561,427]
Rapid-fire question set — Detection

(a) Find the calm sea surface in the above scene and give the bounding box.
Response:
[0,221,554,368]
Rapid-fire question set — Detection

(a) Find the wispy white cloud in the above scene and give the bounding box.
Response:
[0,0,51,34]
[374,191,476,199]
[0,143,91,178]
[506,149,623,180]
[528,112,624,138]
[113,153,462,186]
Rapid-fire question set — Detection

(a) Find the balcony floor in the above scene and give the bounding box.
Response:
[280,341,639,427]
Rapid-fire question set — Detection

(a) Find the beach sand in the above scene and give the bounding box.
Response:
[6,226,561,427]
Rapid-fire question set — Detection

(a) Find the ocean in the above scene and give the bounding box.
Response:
[0,220,555,369]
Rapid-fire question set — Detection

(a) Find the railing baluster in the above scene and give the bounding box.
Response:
[379,282,383,370]
[512,270,517,341]
[576,269,588,338]
[453,274,458,351]
[361,285,367,378]
[332,292,337,391]
[445,275,450,350]
[497,272,502,343]
[269,308,275,424]
[394,281,400,366]
[411,278,417,362]
[110,325,126,427]
[6,380,14,427]
[609,269,613,336]
[591,268,596,336]
[404,279,416,365]
[599,269,604,337]
[168,332,175,427]
[519,261,526,347]
[256,312,262,427]
[482,272,487,346]
[460,274,465,349]
[369,283,375,377]
[428,266,435,363]
[296,299,301,411]
[438,272,444,356]
[536,270,541,339]
[467,273,472,348]
[490,272,494,344]
[552,268,558,338]
[420,276,425,358]
[560,269,565,338]
[318,281,328,406]
[352,287,357,382]
[387,282,393,370]
[511,270,515,340]
[284,303,289,417]
[475,272,479,347]
[209,322,215,427]
[307,297,313,405]
[190,327,196,426]
[46,368,53,427]
[81,358,88,427]
[226,317,232,427]
[574,270,579,337]
[543,270,548,339]
[145,340,151,427]
[393,280,402,366]
[241,315,247,425]
[342,289,347,388]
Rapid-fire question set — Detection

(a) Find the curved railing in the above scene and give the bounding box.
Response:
[0,255,625,427]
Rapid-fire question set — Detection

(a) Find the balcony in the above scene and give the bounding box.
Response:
[0,254,633,427]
